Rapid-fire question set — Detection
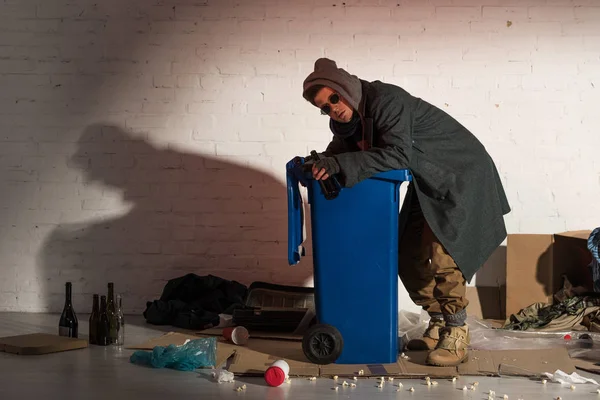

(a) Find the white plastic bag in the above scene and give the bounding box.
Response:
[216,314,234,328]
[467,315,600,352]
[398,310,428,345]
[212,369,235,383]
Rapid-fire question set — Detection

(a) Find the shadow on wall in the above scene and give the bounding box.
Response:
[536,239,594,299]
[537,246,553,299]
[38,124,312,313]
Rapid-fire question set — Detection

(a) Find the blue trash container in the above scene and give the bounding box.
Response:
[286,156,412,365]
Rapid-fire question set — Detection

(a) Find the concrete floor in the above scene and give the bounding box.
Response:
[0,313,598,400]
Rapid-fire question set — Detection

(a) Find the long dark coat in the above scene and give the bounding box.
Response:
[323,79,511,282]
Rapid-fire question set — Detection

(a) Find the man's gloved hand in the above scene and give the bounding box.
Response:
[312,156,340,181]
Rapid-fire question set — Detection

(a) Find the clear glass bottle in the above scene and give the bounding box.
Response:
[107,282,117,344]
[116,294,125,346]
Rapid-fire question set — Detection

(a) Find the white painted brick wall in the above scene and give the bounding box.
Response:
[0,0,599,315]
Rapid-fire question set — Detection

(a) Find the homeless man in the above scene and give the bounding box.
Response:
[302,58,511,367]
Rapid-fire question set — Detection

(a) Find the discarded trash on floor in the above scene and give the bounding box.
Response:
[234,384,247,392]
[542,369,599,386]
[212,369,235,383]
[265,360,290,387]
[129,337,217,371]
[223,326,249,346]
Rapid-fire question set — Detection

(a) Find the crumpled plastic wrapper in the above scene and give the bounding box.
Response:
[543,369,599,386]
[130,337,217,371]
[212,369,235,383]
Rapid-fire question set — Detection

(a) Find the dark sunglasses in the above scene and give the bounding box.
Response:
[320,93,340,115]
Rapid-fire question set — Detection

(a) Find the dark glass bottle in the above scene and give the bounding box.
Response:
[107,283,118,345]
[59,282,78,338]
[309,150,341,200]
[89,294,99,345]
[98,295,110,346]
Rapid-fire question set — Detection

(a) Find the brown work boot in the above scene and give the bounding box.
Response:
[426,325,470,366]
[406,318,445,351]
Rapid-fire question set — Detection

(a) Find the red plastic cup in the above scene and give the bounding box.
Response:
[265,360,290,387]
[223,326,249,345]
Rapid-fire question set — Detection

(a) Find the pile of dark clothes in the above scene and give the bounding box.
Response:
[502,294,600,331]
[589,227,600,292]
[143,274,248,330]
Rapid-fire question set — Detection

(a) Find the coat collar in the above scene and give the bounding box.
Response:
[357,80,373,149]
[329,80,374,150]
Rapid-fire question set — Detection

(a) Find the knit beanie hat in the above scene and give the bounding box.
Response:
[302,58,362,111]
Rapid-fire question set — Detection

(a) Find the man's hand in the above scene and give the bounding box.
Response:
[312,156,340,181]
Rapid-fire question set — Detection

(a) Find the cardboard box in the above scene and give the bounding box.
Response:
[466,286,506,320]
[506,230,593,318]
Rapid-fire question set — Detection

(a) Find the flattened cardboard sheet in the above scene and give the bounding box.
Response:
[459,348,575,376]
[127,332,236,368]
[0,333,88,355]
[573,357,600,375]
[198,327,303,342]
[228,338,319,377]
[126,333,576,378]
[227,338,576,378]
[457,351,497,376]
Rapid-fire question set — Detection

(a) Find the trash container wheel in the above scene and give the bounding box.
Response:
[302,323,343,365]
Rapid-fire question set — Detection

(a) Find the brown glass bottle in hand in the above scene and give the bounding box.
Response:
[310,150,340,200]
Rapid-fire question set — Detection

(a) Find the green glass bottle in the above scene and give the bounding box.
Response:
[98,295,109,346]
[58,282,78,338]
[89,294,99,345]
